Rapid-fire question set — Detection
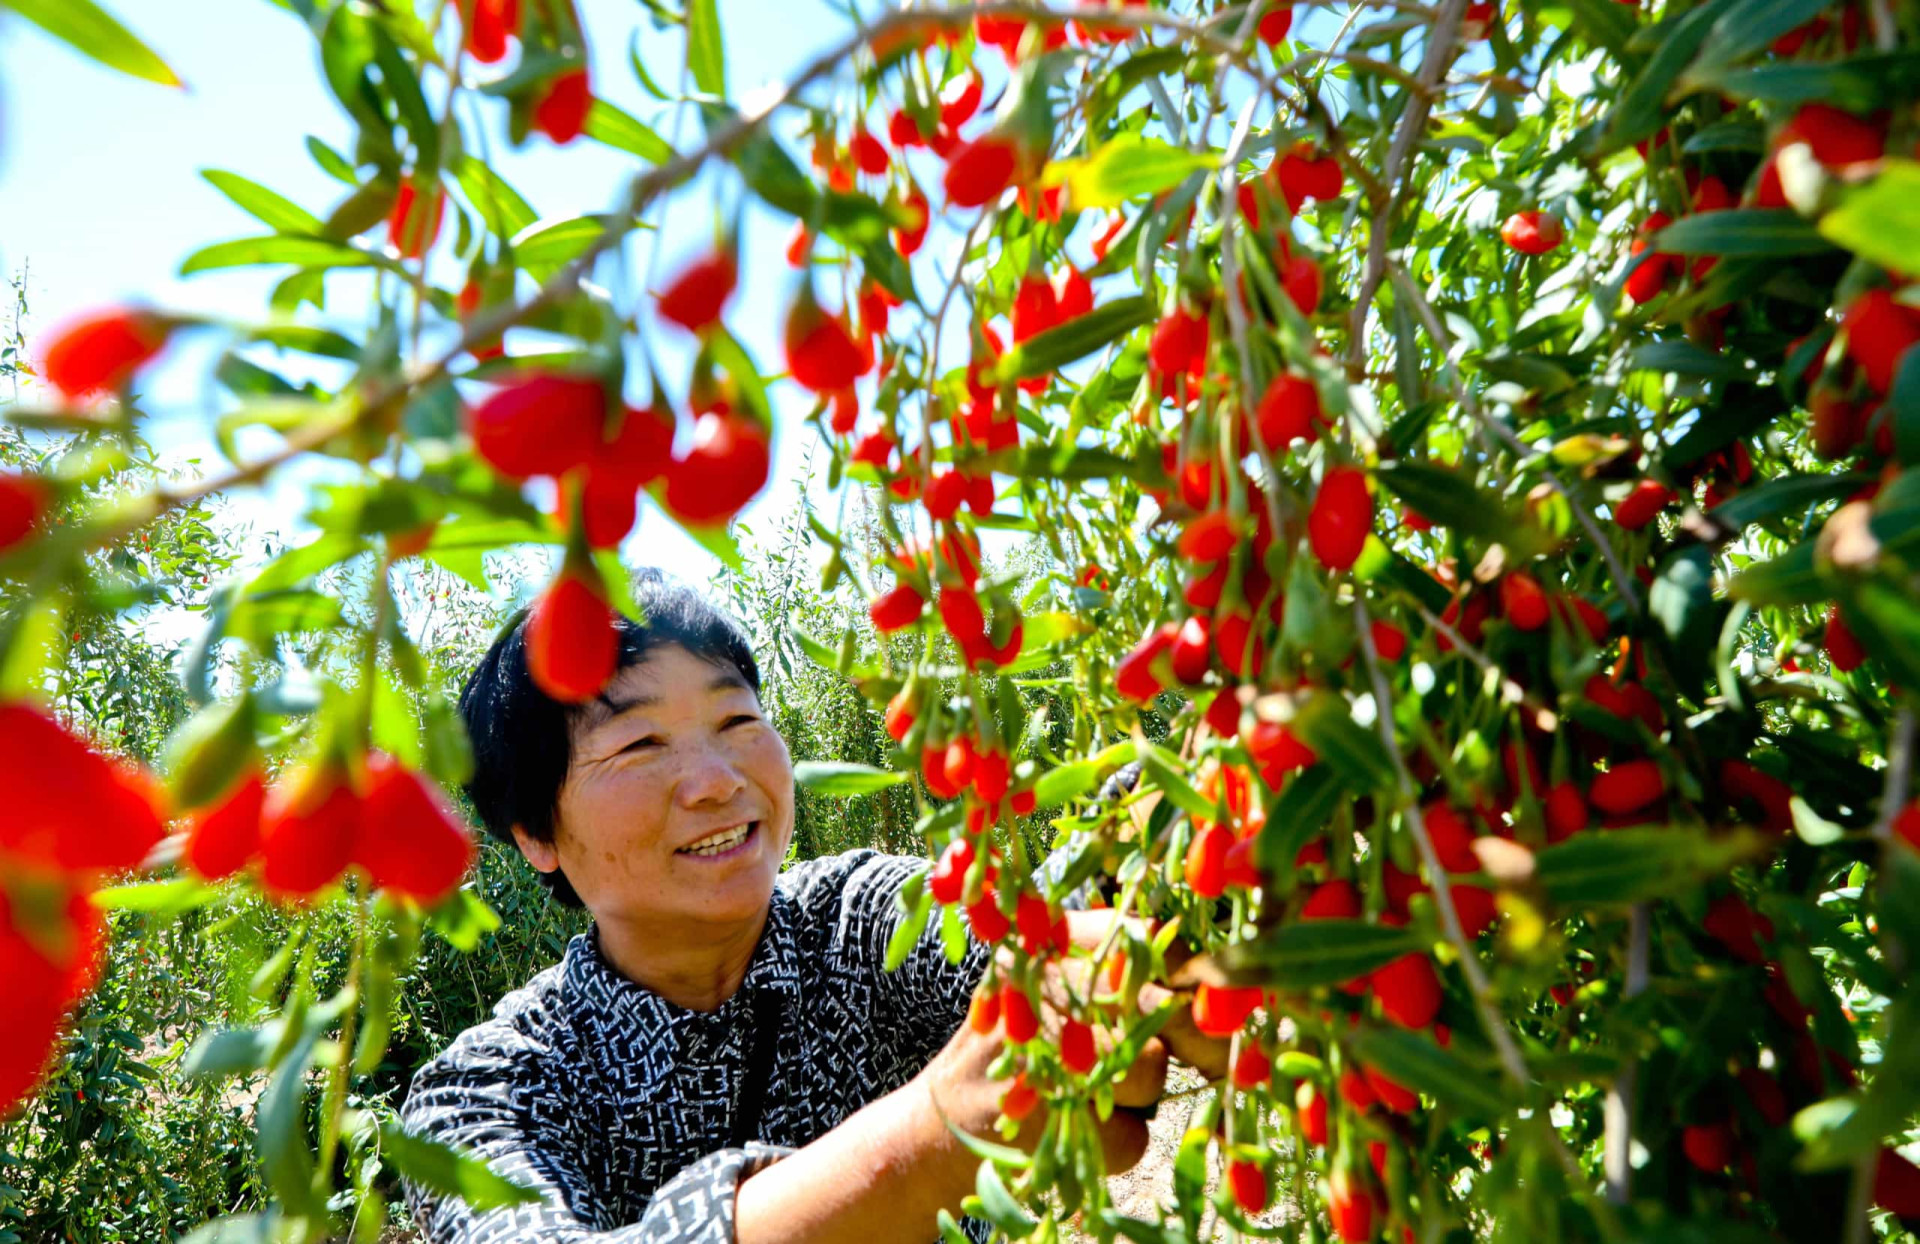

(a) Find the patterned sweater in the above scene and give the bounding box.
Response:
[399,850,991,1242]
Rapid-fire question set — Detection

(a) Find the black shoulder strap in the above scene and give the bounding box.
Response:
[727,988,783,1148]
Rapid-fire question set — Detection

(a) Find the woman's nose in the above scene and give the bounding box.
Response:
[674,744,747,806]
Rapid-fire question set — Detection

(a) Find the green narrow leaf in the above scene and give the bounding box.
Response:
[511,215,627,281]
[1086,46,1185,128]
[585,99,675,163]
[250,324,362,361]
[1564,0,1638,55]
[1660,387,1784,473]
[1053,136,1217,210]
[883,882,934,972]
[92,877,221,915]
[1347,1026,1510,1120]
[1375,461,1543,555]
[425,888,501,953]
[377,1125,546,1211]
[182,1022,295,1079]
[686,0,726,96]
[1707,471,1867,532]
[307,135,359,185]
[1818,160,1920,279]
[973,1161,1040,1234]
[1137,743,1216,821]
[8,0,181,87]
[1686,0,1834,78]
[1216,920,1423,990]
[1892,343,1920,466]
[201,170,323,234]
[1534,826,1759,906]
[1254,765,1345,875]
[1604,0,1737,147]
[1032,759,1103,807]
[794,761,909,796]
[1288,696,1397,793]
[370,27,439,171]
[1648,545,1718,686]
[1380,551,1453,613]
[1729,541,1821,605]
[1653,209,1836,257]
[1697,51,1920,110]
[1003,296,1155,379]
[454,155,539,239]
[1629,339,1749,381]
[181,235,384,276]
[256,1019,324,1215]
[247,532,363,594]
[1682,118,1767,154]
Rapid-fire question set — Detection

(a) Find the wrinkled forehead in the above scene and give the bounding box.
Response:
[567,643,756,734]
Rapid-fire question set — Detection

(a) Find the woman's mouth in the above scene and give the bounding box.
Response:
[676,821,759,859]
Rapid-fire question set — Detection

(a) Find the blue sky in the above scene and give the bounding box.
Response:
[0,0,862,595]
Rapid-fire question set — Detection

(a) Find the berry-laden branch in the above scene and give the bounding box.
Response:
[80,0,1298,566]
[1352,597,1623,1236]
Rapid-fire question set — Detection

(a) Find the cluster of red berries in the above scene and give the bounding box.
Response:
[187,751,475,906]
[458,0,592,144]
[0,702,165,1118]
[466,369,768,702]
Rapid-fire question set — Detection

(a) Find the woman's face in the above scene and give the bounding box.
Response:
[535,643,794,933]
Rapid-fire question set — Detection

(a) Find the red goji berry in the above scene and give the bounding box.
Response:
[657,251,737,334]
[258,763,361,900]
[1308,466,1372,571]
[352,754,475,904]
[525,565,618,703]
[1589,758,1665,815]
[469,372,607,481]
[532,67,592,144]
[183,771,265,882]
[42,308,171,398]
[663,412,771,526]
[1500,210,1564,254]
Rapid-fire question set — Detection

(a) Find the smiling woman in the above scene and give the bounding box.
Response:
[408,569,1217,1243]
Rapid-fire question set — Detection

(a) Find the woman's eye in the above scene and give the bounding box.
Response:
[621,735,662,753]
[723,714,758,729]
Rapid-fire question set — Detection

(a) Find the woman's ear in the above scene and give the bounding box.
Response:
[510,823,561,873]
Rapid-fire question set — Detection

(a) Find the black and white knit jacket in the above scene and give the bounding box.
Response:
[399,850,993,1242]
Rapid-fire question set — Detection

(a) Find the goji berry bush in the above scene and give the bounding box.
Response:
[4,0,1920,1240]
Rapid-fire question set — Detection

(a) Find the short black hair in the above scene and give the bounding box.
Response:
[456,567,762,908]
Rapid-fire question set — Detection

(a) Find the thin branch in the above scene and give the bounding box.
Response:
[1849,707,1916,1243]
[1604,903,1648,1203]
[1344,0,1465,373]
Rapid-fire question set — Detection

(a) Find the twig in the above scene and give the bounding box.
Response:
[1603,904,1648,1203]
[1344,0,1464,374]
[1848,707,1916,1243]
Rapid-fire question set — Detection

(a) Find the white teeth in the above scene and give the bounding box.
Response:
[679,823,752,856]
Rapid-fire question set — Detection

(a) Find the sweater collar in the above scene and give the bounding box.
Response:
[561,885,803,1041]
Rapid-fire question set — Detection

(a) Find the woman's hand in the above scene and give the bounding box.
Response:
[915,906,1237,1184]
